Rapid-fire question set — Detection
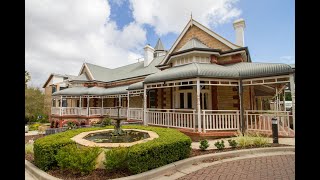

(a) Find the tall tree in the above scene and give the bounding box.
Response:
[25,86,45,122]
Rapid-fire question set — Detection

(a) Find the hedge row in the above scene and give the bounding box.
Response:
[33,127,104,171]
[105,126,192,174]
[34,125,192,175]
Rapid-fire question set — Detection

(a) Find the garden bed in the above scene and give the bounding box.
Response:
[190,143,291,157]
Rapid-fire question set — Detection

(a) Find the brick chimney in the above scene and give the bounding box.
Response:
[233,18,246,47]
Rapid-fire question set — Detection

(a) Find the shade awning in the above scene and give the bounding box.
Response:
[144,62,293,84]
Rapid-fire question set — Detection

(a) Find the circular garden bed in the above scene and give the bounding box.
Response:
[32,125,192,179]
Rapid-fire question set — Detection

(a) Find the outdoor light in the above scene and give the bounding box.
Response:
[271,117,278,144]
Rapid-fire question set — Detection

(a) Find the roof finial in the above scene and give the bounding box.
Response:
[190,12,193,20]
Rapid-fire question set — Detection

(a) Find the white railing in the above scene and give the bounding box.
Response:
[102,107,127,117]
[51,107,60,115]
[147,109,196,130]
[79,108,88,116]
[202,110,240,132]
[89,107,102,116]
[128,108,143,121]
[61,107,79,115]
[245,110,294,136]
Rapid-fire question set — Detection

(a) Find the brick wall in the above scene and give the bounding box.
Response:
[129,96,143,108]
[173,25,232,53]
[217,86,239,110]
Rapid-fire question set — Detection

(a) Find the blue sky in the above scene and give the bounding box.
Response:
[109,0,295,64]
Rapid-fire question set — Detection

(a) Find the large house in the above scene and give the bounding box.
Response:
[45,18,295,137]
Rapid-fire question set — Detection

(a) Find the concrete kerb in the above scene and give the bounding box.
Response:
[25,160,62,180]
[25,146,294,180]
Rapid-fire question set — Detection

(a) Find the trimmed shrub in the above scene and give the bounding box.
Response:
[55,144,101,175]
[29,123,41,131]
[102,117,112,126]
[214,140,225,150]
[199,139,210,151]
[124,126,191,174]
[33,127,104,171]
[104,147,129,172]
[34,125,191,174]
[227,139,238,148]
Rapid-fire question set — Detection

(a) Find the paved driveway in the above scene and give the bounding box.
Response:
[178,154,294,180]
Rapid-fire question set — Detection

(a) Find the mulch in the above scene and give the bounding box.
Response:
[25,134,45,144]
[25,143,292,180]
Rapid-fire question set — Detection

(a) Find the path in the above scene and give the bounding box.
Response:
[178,154,294,180]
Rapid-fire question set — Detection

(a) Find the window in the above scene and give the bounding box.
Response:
[187,93,192,109]
[52,100,56,107]
[180,93,184,108]
[76,100,80,107]
[200,93,208,109]
[62,99,67,107]
[179,92,193,109]
[52,86,56,93]
[149,90,156,108]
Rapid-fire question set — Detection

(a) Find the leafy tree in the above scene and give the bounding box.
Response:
[25,86,45,122]
[25,71,31,87]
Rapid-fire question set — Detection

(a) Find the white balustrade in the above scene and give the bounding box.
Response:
[147,109,196,130]
[245,110,294,136]
[51,107,60,115]
[202,110,240,132]
[128,108,143,121]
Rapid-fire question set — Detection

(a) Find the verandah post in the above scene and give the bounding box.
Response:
[197,78,202,132]
[289,74,295,134]
[143,84,148,126]
[127,91,130,121]
[60,96,63,116]
[239,80,245,134]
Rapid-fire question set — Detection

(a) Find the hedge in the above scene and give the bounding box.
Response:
[34,125,192,174]
[105,126,192,174]
[33,127,104,171]
[55,144,101,175]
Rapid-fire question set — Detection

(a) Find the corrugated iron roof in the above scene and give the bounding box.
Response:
[52,85,128,96]
[144,62,293,83]
[127,81,143,90]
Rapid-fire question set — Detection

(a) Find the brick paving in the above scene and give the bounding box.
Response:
[178,154,294,180]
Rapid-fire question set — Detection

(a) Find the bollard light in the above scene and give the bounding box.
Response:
[271,117,278,144]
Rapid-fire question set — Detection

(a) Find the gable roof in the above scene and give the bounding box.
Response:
[74,55,165,83]
[42,73,77,88]
[159,18,241,66]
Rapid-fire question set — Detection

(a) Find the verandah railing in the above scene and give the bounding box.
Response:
[202,110,240,132]
[245,110,294,136]
[146,109,196,130]
[128,108,143,121]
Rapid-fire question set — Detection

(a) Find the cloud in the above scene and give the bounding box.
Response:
[129,0,241,35]
[26,0,242,88]
[26,0,146,88]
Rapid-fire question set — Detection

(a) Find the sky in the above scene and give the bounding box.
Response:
[25,0,295,88]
